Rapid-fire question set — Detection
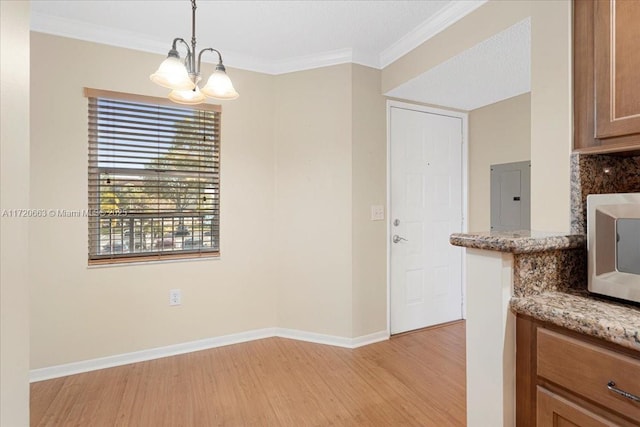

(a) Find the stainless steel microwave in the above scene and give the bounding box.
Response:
[587,193,640,303]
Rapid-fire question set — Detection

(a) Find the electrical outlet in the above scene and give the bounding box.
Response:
[169,289,181,306]
[370,205,385,221]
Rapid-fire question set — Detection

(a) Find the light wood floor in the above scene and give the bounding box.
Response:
[31,321,466,426]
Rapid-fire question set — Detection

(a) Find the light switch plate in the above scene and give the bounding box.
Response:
[370,205,385,221]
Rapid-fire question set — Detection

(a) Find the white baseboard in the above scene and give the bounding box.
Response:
[30,328,389,382]
[275,327,352,347]
[275,328,389,348]
[29,328,277,383]
[350,330,390,347]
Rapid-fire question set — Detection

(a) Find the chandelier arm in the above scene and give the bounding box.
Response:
[171,37,189,53]
[197,48,224,74]
[170,38,194,76]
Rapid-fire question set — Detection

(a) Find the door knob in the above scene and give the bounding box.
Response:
[393,235,408,243]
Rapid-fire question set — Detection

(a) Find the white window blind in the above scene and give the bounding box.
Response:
[86,88,220,264]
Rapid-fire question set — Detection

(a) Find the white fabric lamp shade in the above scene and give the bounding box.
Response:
[150,56,195,91]
[168,86,206,105]
[201,69,239,100]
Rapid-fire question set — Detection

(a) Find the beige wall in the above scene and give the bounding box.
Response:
[30,34,389,369]
[530,0,572,232]
[468,93,531,231]
[351,65,387,337]
[383,0,572,232]
[273,64,388,338]
[1,1,31,424]
[273,64,354,337]
[30,33,278,368]
[28,0,572,371]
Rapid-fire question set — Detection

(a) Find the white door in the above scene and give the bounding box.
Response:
[390,106,464,334]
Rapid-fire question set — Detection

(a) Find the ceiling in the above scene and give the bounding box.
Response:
[31,0,530,110]
[31,0,486,74]
[387,17,531,110]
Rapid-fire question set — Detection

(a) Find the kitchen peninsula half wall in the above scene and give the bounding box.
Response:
[449,231,585,427]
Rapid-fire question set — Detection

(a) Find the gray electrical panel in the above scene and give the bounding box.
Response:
[490,161,531,231]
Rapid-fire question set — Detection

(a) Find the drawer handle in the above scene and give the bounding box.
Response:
[607,381,640,403]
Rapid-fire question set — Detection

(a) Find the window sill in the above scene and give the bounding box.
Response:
[87,252,220,268]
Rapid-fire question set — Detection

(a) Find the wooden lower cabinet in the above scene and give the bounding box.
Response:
[538,387,621,427]
[516,315,640,427]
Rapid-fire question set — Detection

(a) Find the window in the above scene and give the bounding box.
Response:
[86,88,220,264]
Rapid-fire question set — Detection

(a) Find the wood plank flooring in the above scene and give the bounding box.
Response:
[31,321,466,426]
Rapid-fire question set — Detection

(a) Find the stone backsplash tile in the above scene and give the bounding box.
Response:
[570,153,640,234]
[513,248,587,297]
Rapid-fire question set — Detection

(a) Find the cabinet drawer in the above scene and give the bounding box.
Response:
[537,328,640,421]
[537,386,619,427]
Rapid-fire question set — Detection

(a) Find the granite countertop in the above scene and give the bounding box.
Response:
[450,229,639,351]
[449,230,586,254]
[511,290,640,352]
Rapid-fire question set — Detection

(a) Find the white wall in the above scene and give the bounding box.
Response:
[468,93,531,231]
[1,1,31,424]
[30,33,278,368]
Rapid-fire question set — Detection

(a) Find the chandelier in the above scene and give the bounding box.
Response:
[150,0,239,105]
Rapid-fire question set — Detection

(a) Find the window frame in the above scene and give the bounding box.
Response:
[85,88,221,265]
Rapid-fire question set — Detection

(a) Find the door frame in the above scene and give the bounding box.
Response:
[386,100,469,334]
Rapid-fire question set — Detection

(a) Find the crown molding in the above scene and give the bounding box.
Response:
[31,12,169,58]
[31,12,369,75]
[265,49,355,75]
[379,0,488,68]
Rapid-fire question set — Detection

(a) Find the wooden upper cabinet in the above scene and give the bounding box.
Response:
[595,0,640,138]
[574,0,640,153]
